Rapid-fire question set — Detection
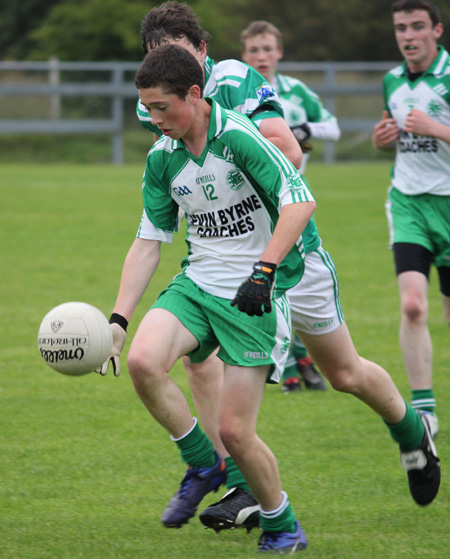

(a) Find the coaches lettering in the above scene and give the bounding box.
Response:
[399,130,438,153]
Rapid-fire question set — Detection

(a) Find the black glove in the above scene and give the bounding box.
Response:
[231,261,277,317]
[290,123,313,153]
[290,123,311,142]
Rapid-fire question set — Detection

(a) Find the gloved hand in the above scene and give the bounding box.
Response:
[290,123,311,142]
[231,261,277,317]
[96,313,128,377]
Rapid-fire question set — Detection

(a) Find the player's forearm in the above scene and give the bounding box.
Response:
[113,238,161,321]
[428,121,450,144]
[259,201,316,265]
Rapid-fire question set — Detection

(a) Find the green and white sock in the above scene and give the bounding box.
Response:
[259,491,297,534]
[411,389,436,414]
[171,418,216,468]
[224,456,250,491]
[385,401,424,452]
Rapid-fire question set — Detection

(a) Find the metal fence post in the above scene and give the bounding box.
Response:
[111,67,124,165]
[323,63,336,164]
[49,56,61,120]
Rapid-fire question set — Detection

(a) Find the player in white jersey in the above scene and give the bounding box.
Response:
[241,20,341,394]
[372,0,450,440]
[113,44,316,553]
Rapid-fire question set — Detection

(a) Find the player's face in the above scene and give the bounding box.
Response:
[393,10,443,72]
[139,86,196,140]
[147,36,207,68]
[242,33,282,83]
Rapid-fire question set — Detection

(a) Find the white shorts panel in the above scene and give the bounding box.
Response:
[288,246,344,335]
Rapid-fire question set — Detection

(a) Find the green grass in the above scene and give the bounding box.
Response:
[1,162,449,559]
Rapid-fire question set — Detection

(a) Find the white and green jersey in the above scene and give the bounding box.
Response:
[139,99,314,300]
[384,45,450,196]
[274,73,340,144]
[136,56,284,136]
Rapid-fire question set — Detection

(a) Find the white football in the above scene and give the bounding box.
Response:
[38,302,112,376]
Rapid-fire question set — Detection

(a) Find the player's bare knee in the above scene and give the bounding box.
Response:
[402,294,427,323]
[326,368,359,394]
[219,423,247,455]
[127,349,161,387]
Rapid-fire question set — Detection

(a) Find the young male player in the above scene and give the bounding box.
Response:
[115,43,316,553]
[372,0,450,439]
[241,20,341,393]
[101,1,441,536]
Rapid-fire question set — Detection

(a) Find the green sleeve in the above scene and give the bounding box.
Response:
[142,152,179,232]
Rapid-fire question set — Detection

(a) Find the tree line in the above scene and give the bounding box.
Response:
[1,0,450,62]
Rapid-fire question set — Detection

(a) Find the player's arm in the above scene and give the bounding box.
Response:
[291,83,341,143]
[97,237,161,376]
[112,237,161,322]
[258,116,303,169]
[372,110,399,151]
[404,108,450,144]
[260,201,316,266]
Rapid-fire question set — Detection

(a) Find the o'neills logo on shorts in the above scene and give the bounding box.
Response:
[245,351,269,359]
[313,318,334,329]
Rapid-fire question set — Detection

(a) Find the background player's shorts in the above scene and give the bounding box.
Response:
[386,187,450,269]
[151,273,291,383]
[288,246,344,335]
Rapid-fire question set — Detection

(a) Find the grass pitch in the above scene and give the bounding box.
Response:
[1,162,448,559]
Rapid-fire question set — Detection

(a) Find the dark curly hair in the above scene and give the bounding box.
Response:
[392,0,441,27]
[140,2,211,54]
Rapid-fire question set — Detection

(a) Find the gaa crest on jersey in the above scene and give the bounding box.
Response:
[427,99,442,117]
[257,85,275,102]
[226,169,244,191]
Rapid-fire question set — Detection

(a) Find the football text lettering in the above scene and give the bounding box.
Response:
[38,336,88,347]
[40,347,85,363]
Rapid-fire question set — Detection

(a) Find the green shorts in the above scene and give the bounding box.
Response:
[386,187,450,268]
[151,273,291,383]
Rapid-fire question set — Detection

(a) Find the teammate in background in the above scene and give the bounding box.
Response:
[241,20,341,174]
[136,4,301,168]
[241,20,341,393]
[119,43,316,553]
[372,0,450,439]
[100,1,441,538]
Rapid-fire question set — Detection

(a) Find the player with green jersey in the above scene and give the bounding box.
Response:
[142,102,310,307]
[372,0,450,440]
[115,44,316,553]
